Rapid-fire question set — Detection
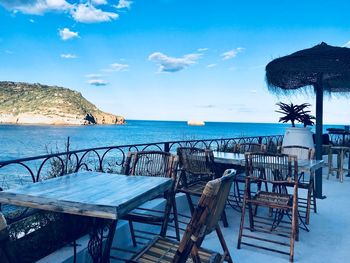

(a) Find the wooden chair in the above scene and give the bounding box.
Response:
[126,169,236,263]
[236,142,266,154]
[121,151,180,245]
[228,143,266,211]
[237,153,299,262]
[176,147,217,214]
[281,145,316,224]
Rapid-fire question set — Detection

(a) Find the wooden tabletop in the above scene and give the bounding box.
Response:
[213,151,245,165]
[0,171,172,220]
[213,151,324,172]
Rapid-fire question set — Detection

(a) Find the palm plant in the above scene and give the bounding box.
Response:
[276,102,315,127]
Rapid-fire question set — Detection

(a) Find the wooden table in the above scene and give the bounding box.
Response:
[327,128,350,145]
[213,151,245,165]
[213,151,324,173]
[0,171,172,263]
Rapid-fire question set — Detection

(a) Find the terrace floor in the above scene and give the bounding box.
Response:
[40,158,350,263]
[201,175,350,263]
[109,161,350,263]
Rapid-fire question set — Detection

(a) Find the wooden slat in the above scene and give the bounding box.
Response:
[0,171,172,219]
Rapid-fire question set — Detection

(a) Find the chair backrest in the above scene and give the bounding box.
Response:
[177,147,216,178]
[245,152,298,185]
[173,169,236,262]
[122,151,178,181]
[237,142,265,154]
[281,145,314,160]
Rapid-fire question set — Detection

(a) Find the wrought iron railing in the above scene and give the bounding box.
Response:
[0,134,285,225]
[0,134,283,188]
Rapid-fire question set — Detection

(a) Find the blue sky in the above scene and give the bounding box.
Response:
[0,0,350,124]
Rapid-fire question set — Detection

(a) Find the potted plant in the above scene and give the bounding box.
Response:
[276,102,316,149]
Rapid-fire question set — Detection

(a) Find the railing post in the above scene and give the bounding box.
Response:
[164,142,170,153]
[65,136,70,175]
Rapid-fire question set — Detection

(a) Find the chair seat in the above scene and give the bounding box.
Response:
[254,191,292,206]
[131,236,222,263]
[178,181,208,196]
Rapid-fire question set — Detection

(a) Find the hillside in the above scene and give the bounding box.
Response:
[0,81,125,125]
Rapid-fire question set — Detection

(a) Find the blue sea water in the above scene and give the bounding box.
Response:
[0,120,344,161]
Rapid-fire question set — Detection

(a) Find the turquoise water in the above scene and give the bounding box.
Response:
[0,120,343,161]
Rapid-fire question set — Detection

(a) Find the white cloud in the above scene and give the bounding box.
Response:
[71,3,118,23]
[102,63,129,72]
[148,52,202,73]
[85,73,104,78]
[5,50,14,54]
[207,63,217,68]
[110,63,129,71]
[221,47,244,60]
[92,0,107,5]
[343,41,350,48]
[0,1,130,24]
[29,18,35,23]
[197,48,209,52]
[115,0,132,9]
[59,28,79,40]
[60,53,77,59]
[0,0,72,15]
[88,79,108,86]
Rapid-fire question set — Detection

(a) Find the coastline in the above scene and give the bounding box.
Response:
[0,113,126,126]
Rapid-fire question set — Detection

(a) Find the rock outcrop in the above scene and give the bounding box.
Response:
[0,81,125,125]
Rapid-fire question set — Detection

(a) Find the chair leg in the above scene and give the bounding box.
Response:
[237,197,247,249]
[295,204,299,242]
[312,174,317,213]
[221,210,229,228]
[171,195,181,241]
[340,149,344,183]
[336,151,341,180]
[290,205,297,262]
[306,184,312,225]
[248,203,254,231]
[160,193,173,238]
[185,193,195,214]
[128,220,137,247]
[215,226,233,263]
[328,151,333,179]
[235,181,242,203]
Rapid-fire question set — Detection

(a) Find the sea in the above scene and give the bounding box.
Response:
[0,120,344,161]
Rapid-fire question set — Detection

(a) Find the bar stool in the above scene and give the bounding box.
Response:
[328,146,350,182]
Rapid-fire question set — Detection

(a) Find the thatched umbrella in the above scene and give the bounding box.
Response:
[266,42,350,198]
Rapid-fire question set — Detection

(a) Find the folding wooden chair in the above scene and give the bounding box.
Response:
[281,145,316,224]
[126,169,236,263]
[237,152,299,262]
[122,151,180,245]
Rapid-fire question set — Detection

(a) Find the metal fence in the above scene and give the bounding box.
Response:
[0,134,284,190]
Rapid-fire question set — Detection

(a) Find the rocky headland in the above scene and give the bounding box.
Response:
[0,81,125,125]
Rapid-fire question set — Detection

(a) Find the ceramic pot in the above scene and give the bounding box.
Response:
[282,127,314,149]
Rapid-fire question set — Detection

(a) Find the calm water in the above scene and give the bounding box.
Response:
[0,120,343,161]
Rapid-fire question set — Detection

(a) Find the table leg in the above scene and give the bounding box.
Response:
[88,218,117,263]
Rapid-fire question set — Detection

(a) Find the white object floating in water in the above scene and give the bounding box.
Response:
[187,120,205,126]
